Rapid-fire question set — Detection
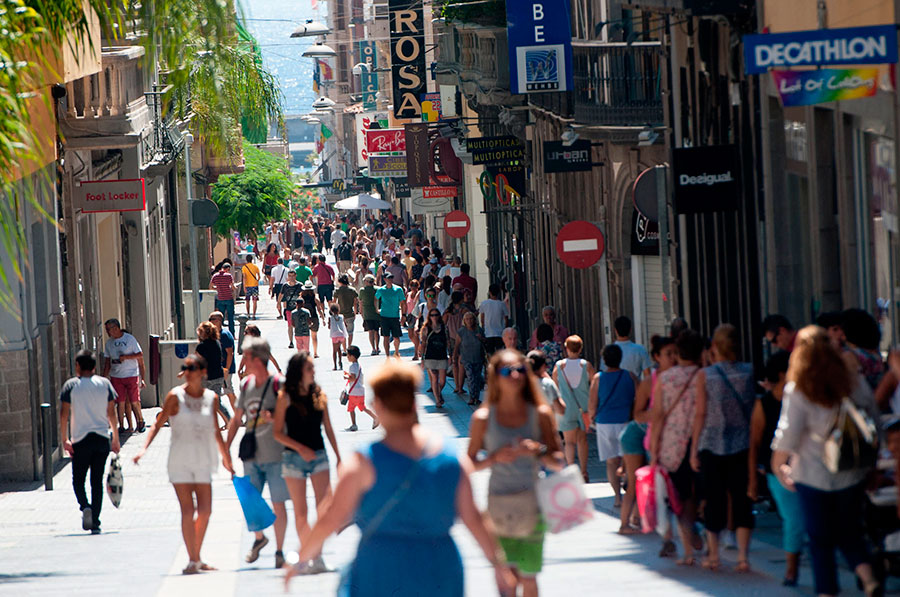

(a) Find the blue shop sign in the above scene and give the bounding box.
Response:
[507,0,574,94]
[744,25,898,75]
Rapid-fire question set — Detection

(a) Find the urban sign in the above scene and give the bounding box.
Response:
[368,154,408,178]
[543,139,591,173]
[556,220,605,269]
[771,68,879,107]
[507,0,574,94]
[443,210,471,238]
[468,136,525,165]
[74,178,146,213]
[423,186,457,199]
[389,0,426,118]
[672,145,740,214]
[358,41,379,110]
[404,122,430,187]
[366,128,406,153]
[743,25,898,75]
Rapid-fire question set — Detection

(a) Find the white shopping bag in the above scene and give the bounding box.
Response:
[654,467,671,537]
[536,465,595,534]
[106,454,123,508]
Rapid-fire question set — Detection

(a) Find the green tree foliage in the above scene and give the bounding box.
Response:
[436,0,507,27]
[211,142,292,238]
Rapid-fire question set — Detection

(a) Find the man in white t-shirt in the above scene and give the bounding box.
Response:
[438,256,462,280]
[478,283,509,355]
[605,316,653,379]
[271,258,289,315]
[102,318,146,433]
[59,350,121,534]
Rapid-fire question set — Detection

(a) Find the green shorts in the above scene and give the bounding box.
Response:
[498,519,546,576]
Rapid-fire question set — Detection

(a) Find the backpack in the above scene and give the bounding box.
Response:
[822,397,878,474]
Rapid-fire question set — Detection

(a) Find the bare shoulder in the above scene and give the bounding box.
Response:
[470,405,490,423]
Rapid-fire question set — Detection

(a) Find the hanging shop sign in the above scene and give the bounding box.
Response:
[480,168,524,206]
[355,112,388,167]
[430,138,463,185]
[421,92,450,122]
[771,68,879,107]
[358,41,379,110]
[389,0,426,118]
[74,179,146,213]
[743,25,898,75]
[366,128,406,153]
[423,186,457,199]
[410,188,452,214]
[468,136,525,165]
[672,145,740,214]
[394,178,411,198]
[368,154,408,178]
[404,122,430,187]
[632,166,663,222]
[556,221,605,269]
[543,139,591,173]
[630,210,659,256]
[506,0,574,94]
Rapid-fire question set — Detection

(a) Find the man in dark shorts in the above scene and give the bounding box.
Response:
[311,254,335,304]
[358,274,381,355]
[375,272,407,357]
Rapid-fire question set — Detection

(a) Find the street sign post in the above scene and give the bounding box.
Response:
[556,220,605,269]
[443,210,470,238]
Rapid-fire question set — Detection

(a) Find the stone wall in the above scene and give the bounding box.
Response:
[0,349,35,480]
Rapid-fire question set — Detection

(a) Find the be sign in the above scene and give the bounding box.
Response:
[556,221,605,269]
[506,0,574,94]
[443,210,470,239]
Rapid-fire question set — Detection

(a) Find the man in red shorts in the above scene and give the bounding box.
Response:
[102,318,146,433]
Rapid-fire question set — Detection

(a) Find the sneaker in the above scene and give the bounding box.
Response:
[275,550,285,569]
[346,424,358,432]
[91,525,101,535]
[137,421,146,433]
[245,535,269,563]
[82,507,93,531]
[288,342,294,349]
[308,556,328,574]
[370,350,378,356]
[117,426,126,434]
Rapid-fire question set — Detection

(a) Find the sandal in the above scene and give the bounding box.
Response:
[182,561,201,575]
[735,559,751,573]
[617,526,639,535]
[199,562,217,571]
[659,540,677,558]
[701,558,720,571]
[676,557,695,566]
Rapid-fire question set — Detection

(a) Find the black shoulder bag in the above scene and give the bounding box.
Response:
[238,377,273,461]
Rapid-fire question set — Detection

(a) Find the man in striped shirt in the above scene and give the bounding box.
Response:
[211,263,238,334]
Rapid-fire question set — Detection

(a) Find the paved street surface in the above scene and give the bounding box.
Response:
[0,255,869,596]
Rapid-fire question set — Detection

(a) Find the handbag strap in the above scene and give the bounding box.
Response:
[359,439,430,544]
[662,367,700,424]
[248,377,273,435]
[557,360,587,413]
[346,370,360,395]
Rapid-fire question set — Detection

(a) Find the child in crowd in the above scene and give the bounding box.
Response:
[237,325,282,379]
[344,346,378,432]
[329,304,348,370]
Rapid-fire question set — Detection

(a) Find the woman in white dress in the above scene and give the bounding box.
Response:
[134,354,234,574]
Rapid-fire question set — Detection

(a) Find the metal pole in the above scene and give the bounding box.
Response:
[656,165,672,331]
[40,403,53,490]
[185,133,201,330]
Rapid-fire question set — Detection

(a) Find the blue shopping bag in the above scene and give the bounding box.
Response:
[233,475,276,532]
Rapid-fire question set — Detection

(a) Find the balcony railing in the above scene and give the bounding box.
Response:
[572,42,663,127]
[65,46,146,121]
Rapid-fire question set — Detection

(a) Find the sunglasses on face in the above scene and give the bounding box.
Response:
[426,293,435,298]
[498,365,526,378]
[430,313,441,318]
[181,364,202,372]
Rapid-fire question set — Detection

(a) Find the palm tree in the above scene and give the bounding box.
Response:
[0,0,283,311]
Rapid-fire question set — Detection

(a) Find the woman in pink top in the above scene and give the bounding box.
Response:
[649,330,705,565]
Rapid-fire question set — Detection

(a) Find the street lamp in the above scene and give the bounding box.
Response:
[184,132,201,329]
[312,96,336,110]
[290,20,332,38]
[302,43,337,58]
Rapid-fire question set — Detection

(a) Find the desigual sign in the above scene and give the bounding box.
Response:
[74,179,146,213]
[672,145,739,214]
[743,25,898,75]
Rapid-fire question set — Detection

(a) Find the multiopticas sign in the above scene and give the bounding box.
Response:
[679,172,734,186]
[743,25,898,75]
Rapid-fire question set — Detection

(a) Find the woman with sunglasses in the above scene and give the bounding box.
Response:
[468,350,564,597]
[133,354,234,575]
[421,308,450,407]
[412,287,440,357]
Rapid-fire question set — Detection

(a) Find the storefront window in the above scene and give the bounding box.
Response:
[867,135,896,349]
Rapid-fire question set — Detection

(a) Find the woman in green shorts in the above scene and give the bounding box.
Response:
[468,349,564,597]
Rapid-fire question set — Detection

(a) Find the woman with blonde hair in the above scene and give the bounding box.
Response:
[469,350,563,597]
[285,359,514,595]
[272,351,340,574]
[552,335,595,482]
[689,324,756,571]
[771,325,880,597]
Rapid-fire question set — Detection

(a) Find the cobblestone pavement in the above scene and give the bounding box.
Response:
[0,253,875,596]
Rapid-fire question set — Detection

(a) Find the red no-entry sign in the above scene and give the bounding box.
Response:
[443,210,470,238]
[556,221,605,269]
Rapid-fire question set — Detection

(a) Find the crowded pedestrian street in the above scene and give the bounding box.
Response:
[0,254,884,596]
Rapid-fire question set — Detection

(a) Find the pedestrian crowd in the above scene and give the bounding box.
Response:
[55,211,900,597]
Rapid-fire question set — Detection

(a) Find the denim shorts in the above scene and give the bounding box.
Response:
[246,460,289,503]
[282,449,329,479]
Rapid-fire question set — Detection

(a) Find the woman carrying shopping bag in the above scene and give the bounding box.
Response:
[468,349,564,597]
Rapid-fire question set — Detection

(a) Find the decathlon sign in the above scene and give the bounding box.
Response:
[743,25,898,75]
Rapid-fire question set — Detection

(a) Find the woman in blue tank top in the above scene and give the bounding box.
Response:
[284,359,515,596]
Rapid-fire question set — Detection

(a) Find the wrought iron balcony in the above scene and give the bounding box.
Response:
[571,42,664,127]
